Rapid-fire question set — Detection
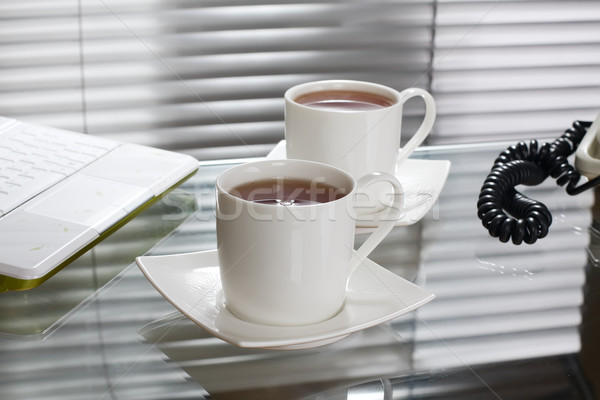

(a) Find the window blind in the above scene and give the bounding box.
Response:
[2,1,600,158]
[431,0,600,144]
[0,0,434,160]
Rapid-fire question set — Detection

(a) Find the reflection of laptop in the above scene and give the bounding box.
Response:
[0,117,199,290]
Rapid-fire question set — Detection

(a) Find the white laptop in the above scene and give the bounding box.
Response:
[0,117,199,289]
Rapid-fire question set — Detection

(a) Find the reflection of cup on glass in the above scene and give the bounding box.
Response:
[139,313,413,399]
[285,80,435,215]
[215,159,403,326]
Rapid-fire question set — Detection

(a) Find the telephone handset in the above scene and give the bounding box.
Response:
[575,113,600,178]
[477,114,599,244]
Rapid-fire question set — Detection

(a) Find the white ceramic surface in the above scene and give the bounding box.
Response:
[136,249,435,350]
[266,140,451,231]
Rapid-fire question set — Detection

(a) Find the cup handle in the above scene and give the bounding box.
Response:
[350,172,404,276]
[396,88,436,166]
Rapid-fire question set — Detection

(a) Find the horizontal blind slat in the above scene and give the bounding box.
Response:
[433,66,600,92]
[437,1,600,25]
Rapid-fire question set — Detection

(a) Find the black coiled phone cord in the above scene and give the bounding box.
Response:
[477,119,597,245]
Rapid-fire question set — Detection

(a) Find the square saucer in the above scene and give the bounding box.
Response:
[136,249,434,350]
[266,140,451,231]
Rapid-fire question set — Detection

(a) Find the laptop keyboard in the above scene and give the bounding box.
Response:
[0,120,119,216]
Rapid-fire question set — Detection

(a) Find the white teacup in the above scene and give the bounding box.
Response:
[285,80,435,215]
[215,159,403,326]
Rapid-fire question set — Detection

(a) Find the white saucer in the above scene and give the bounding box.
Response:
[136,249,434,350]
[266,140,451,231]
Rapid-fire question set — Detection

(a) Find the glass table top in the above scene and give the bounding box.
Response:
[1,141,599,400]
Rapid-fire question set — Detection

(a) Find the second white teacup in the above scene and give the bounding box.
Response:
[285,80,436,215]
